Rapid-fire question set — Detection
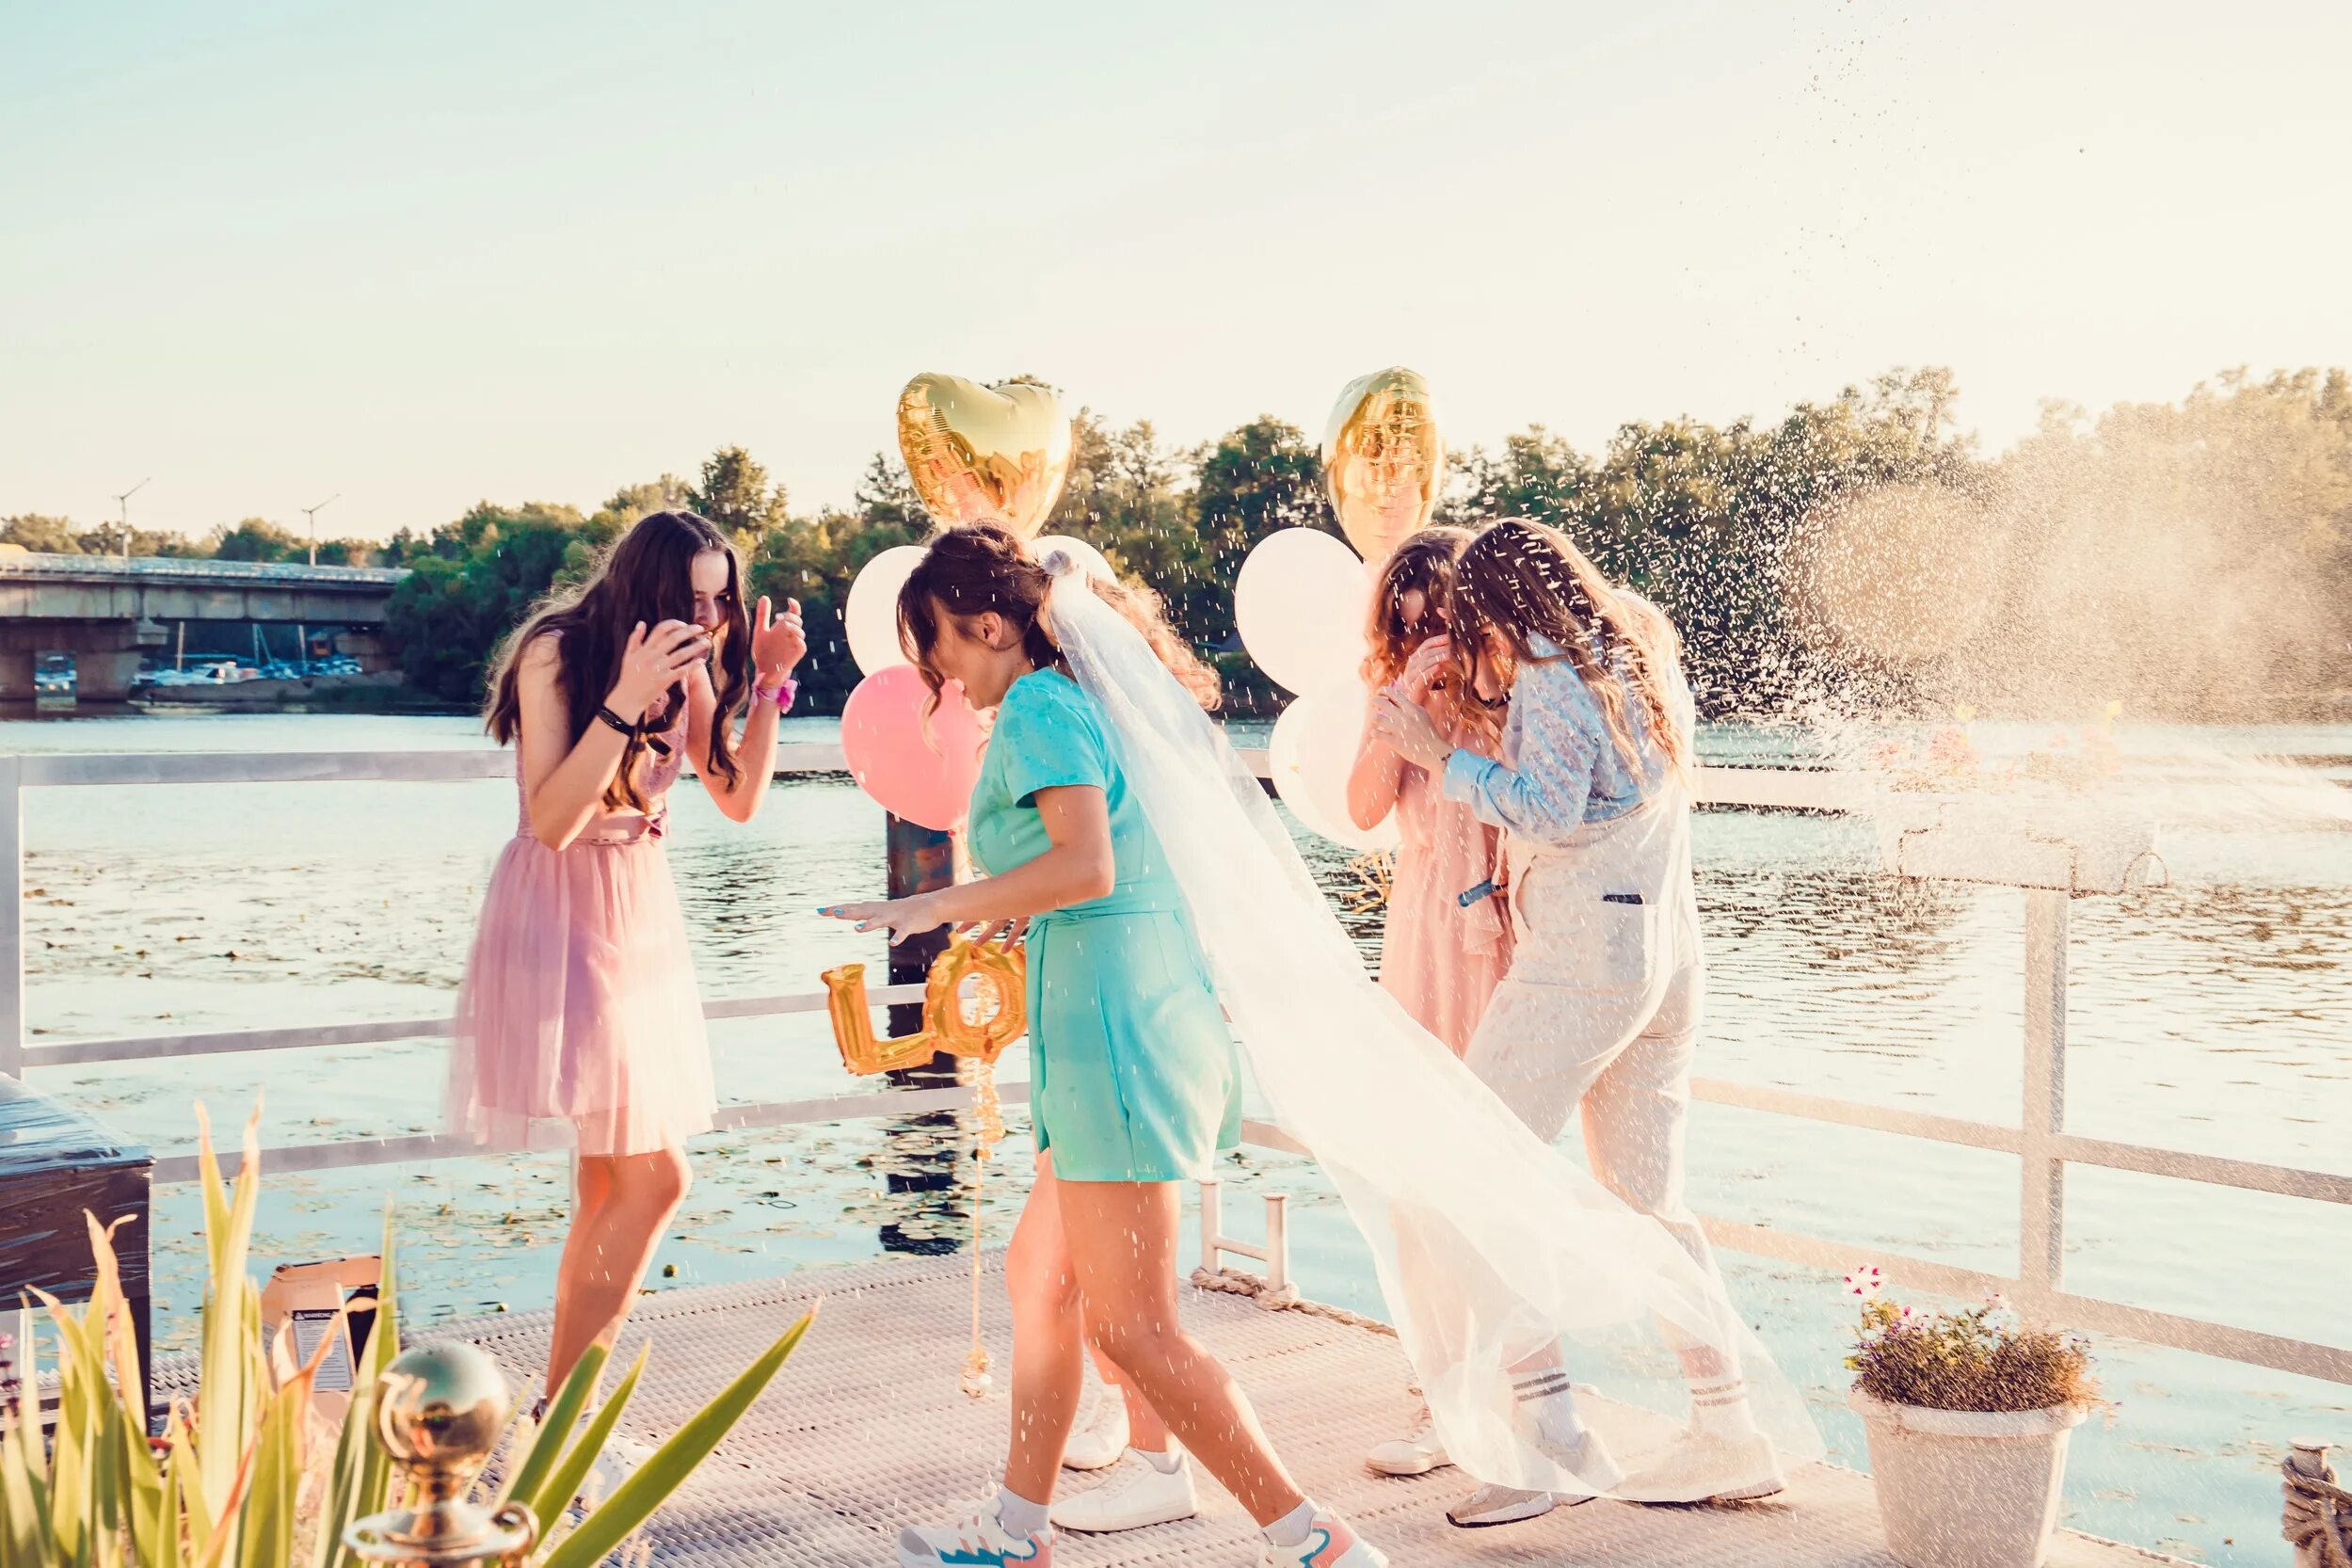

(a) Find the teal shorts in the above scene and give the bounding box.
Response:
[1026,905,1242,1184]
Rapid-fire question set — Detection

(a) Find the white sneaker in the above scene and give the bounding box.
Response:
[1259,1508,1388,1567]
[897,1496,1054,1567]
[1061,1378,1130,1472]
[1445,1423,1622,1528]
[1618,1429,1784,1503]
[1049,1448,1198,1533]
[1365,1402,1450,1477]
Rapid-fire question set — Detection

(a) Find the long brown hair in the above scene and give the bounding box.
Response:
[1447,517,1689,779]
[483,510,751,810]
[1362,525,1473,686]
[896,522,1220,712]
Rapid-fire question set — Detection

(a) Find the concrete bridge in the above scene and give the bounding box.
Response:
[0,552,408,712]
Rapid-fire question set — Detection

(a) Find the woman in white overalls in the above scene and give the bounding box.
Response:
[1371,517,1781,1530]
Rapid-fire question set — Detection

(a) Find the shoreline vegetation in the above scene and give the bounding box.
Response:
[10,364,2350,724]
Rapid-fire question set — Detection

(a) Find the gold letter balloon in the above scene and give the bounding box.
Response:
[1321,366,1446,566]
[896,373,1075,539]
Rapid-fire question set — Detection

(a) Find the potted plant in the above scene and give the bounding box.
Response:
[0,1104,813,1566]
[1843,1266,2104,1568]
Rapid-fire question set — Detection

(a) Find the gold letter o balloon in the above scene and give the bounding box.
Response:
[1322,366,1446,567]
[896,373,1075,539]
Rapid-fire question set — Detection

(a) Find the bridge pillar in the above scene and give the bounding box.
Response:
[0,618,160,714]
[335,629,397,673]
[0,651,30,717]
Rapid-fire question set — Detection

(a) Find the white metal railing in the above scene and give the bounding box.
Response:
[3,747,2345,1387]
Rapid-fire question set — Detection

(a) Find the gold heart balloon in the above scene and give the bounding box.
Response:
[896,374,1075,539]
[1322,366,1446,566]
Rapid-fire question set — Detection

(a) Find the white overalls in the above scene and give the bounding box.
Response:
[1442,616,1713,1279]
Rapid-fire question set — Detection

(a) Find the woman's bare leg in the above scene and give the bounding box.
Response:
[544,1144,692,1402]
[1057,1176,1305,1527]
[1001,1156,1088,1501]
[1083,1323,1173,1451]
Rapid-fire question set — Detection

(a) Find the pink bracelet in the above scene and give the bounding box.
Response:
[754,676,798,712]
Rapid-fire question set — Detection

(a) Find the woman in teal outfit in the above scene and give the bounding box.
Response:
[825,524,1391,1568]
[969,663,1243,1182]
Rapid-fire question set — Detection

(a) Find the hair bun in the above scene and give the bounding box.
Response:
[1036,548,1080,579]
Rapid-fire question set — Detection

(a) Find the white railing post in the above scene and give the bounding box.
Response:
[1263,1192,1290,1296]
[1198,1179,1224,1273]
[2020,888,2070,1293]
[0,755,22,1080]
[1193,1179,1294,1297]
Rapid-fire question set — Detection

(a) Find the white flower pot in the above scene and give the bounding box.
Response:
[1850,1387,2089,1568]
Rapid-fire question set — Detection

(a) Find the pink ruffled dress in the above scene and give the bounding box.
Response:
[1380,709,1512,1057]
[448,712,716,1158]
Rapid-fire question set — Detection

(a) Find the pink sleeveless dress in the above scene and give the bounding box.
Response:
[1380,709,1512,1057]
[448,711,716,1158]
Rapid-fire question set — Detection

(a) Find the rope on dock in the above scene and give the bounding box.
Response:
[2285,1447,2352,1568]
[1188,1265,1395,1337]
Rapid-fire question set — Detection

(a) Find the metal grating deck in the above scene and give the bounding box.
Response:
[170,1254,2194,1564]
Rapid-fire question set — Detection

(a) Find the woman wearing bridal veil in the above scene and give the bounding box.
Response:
[829,523,1817,1564]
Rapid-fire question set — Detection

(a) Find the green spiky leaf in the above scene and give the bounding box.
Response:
[538,1307,815,1568]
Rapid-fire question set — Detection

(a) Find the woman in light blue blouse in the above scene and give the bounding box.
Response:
[1372,517,1782,1528]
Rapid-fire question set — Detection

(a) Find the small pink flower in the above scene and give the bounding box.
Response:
[1897,1304,1916,1321]
[1844,1265,1884,1299]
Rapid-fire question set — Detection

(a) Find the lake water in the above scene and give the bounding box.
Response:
[8,710,2348,1565]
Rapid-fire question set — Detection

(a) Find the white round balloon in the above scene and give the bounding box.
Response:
[1235,527,1368,696]
[844,544,928,676]
[1268,676,1398,852]
[1032,534,1115,582]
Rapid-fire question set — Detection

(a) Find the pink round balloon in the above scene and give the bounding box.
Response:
[840,665,985,831]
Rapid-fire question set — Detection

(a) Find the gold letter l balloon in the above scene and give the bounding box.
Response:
[896,373,1075,539]
[824,935,1030,1076]
[1322,366,1446,566]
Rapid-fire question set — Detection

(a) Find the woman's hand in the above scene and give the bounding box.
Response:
[751,596,807,683]
[1370,690,1453,772]
[609,619,711,721]
[1400,633,1453,702]
[958,916,1030,947]
[821,893,950,945]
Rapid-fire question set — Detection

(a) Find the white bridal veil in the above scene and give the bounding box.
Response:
[1043,557,1822,1497]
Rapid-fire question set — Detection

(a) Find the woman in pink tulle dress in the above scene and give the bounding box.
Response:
[1344,525,1512,1480]
[1348,527,1512,1054]
[449,509,806,1414]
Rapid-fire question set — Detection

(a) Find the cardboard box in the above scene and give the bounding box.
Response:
[261,1255,380,1419]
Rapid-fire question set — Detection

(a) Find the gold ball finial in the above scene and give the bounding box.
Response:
[376,1342,512,1467]
[346,1343,538,1566]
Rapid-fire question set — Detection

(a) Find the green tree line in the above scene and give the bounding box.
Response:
[9,364,2347,719]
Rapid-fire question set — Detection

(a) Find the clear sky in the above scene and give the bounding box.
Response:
[5,0,2346,542]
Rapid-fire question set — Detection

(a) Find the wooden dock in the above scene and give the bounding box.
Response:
[368,1255,2196,1567]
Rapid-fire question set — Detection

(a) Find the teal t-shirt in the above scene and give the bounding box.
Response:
[967,668,1176,914]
